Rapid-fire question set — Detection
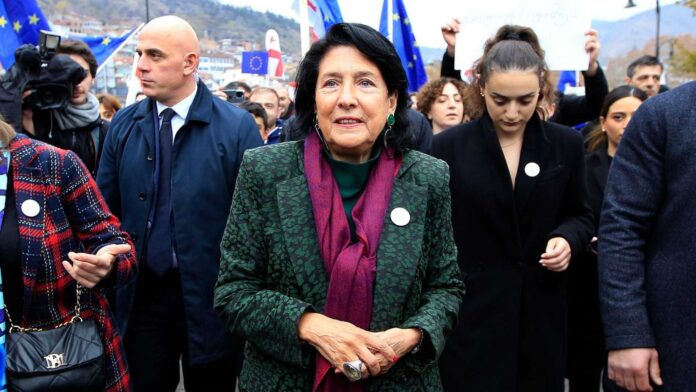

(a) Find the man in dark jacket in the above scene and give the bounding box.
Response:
[97,15,262,391]
[599,82,696,391]
[25,40,108,176]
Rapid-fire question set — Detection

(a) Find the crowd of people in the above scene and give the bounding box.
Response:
[0,10,693,392]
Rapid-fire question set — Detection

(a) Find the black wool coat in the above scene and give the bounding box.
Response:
[432,113,593,392]
[566,145,611,385]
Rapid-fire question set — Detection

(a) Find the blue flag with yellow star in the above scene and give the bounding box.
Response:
[68,28,139,67]
[315,0,343,32]
[0,0,51,69]
[241,51,269,75]
[379,0,427,93]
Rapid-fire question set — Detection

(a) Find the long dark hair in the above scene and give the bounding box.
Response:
[467,25,553,119]
[293,23,411,153]
[586,85,648,153]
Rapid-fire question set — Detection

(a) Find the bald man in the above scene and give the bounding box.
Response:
[97,16,262,391]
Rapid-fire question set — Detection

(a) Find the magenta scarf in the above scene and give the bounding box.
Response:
[305,131,401,392]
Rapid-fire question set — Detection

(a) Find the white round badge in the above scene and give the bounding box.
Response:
[390,207,411,227]
[21,199,41,217]
[524,162,541,178]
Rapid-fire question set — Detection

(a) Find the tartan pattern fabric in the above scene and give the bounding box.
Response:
[0,150,8,229]
[8,134,136,392]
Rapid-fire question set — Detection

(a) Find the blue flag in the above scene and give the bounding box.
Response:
[557,70,577,92]
[379,0,427,93]
[315,0,343,32]
[68,28,139,68]
[241,51,269,75]
[0,0,51,69]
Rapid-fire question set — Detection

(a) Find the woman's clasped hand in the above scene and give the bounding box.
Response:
[298,313,420,380]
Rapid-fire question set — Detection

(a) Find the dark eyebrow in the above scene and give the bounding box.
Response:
[490,92,537,99]
[139,48,166,57]
[319,71,377,79]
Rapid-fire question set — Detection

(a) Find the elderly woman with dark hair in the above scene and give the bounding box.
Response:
[214,23,464,391]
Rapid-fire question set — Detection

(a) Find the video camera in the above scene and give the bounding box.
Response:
[0,31,87,131]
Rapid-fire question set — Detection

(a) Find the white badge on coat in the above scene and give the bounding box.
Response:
[524,162,541,177]
[21,199,41,217]
[390,207,410,227]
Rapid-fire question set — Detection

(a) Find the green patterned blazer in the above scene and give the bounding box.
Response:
[215,141,464,391]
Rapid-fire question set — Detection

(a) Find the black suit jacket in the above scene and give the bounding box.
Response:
[432,113,593,391]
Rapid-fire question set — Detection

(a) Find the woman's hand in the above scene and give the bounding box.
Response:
[540,237,571,272]
[298,312,397,379]
[375,327,422,360]
[62,243,132,288]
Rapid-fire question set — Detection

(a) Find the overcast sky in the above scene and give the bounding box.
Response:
[220,0,679,48]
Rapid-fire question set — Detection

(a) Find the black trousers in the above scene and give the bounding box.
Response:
[124,267,239,392]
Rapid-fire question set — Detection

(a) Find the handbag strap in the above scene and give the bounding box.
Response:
[5,283,83,333]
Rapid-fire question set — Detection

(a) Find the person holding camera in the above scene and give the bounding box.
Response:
[23,40,108,176]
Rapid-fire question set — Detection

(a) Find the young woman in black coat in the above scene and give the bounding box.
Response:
[432,25,594,392]
[566,85,648,392]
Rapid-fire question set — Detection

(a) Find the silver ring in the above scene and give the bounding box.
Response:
[343,359,363,382]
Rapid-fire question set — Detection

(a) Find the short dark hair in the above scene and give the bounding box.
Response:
[239,101,268,129]
[57,39,98,78]
[626,55,663,78]
[224,81,251,94]
[293,23,411,153]
[249,87,279,103]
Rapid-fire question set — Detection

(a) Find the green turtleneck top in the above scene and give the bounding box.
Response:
[325,147,381,240]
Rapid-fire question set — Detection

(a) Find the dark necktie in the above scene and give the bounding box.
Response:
[146,108,176,275]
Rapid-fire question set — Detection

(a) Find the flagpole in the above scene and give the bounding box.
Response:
[96,23,145,75]
[387,0,393,42]
[300,0,310,58]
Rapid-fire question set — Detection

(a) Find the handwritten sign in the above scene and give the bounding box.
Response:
[453,0,592,72]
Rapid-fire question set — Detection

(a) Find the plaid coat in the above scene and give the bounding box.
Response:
[8,134,137,392]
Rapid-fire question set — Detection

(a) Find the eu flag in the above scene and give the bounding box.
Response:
[315,0,343,32]
[68,28,140,68]
[241,51,269,75]
[0,0,51,69]
[379,0,427,93]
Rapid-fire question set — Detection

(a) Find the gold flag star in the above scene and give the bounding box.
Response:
[0,16,7,28]
[102,37,111,45]
[392,13,400,22]
[404,18,410,25]
[28,14,39,25]
[413,40,419,48]
[408,62,414,68]
[13,21,21,32]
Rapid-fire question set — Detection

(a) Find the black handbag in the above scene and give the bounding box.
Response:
[4,284,105,392]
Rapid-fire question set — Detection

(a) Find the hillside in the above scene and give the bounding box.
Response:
[38,0,302,59]
[593,3,696,62]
